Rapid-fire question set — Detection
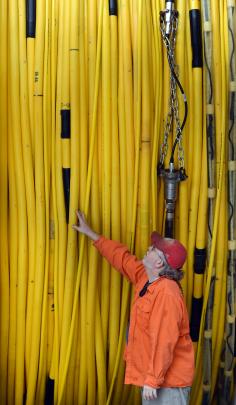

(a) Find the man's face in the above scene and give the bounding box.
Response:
[142,245,166,272]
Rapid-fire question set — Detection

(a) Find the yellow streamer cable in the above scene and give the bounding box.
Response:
[108,10,122,387]
[9,0,28,403]
[106,1,142,403]
[193,118,207,300]
[95,287,107,405]
[111,6,129,403]
[121,0,135,247]
[187,1,203,314]
[63,0,81,401]
[27,36,35,156]
[101,0,112,359]
[118,2,127,245]
[55,0,67,345]
[131,0,142,263]
[0,0,9,403]
[119,0,136,394]
[47,194,55,376]
[136,0,152,257]
[58,0,74,398]
[192,116,226,405]
[211,175,227,400]
[35,0,51,399]
[80,1,96,404]
[7,108,18,405]
[49,0,60,402]
[185,2,194,192]
[151,0,163,231]
[18,0,36,383]
[175,0,188,296]
[77,1,90,404]
[76,2,90,405]
[58,0,104,401]
[45,0,54,381]
[26,0,46,401]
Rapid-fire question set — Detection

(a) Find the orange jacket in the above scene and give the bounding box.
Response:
[94,236,195,389]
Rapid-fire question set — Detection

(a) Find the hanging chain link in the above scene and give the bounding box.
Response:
[159,10,185,169]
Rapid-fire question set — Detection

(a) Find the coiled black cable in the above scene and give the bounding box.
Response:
[167,53,188,163]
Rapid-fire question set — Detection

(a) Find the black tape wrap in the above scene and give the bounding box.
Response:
[61,110,71,139]
[189,9,203,68]
[45,378,54,405]
[190,248,206,341]
[26,0,36,38]
[164,220,174,239]
[190,297,203,341]
[62,169,71,224]
[194,248,207,274]
[109,0,117,16]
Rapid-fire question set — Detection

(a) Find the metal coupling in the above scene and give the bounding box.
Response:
[158,162,187,222]
[164,0,175,36]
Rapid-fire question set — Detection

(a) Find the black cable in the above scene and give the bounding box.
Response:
[228,22,235,159]
[26,0,36,38]
[167,54,188,163]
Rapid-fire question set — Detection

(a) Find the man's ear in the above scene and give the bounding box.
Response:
[154,258,164,271]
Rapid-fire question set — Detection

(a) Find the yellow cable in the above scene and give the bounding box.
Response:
[121,0,135,247]
[108,11,122,387]
[151,0,163,232]
[26,0,46,401]
[27,37,35,157]
[131,0,142,253]
[18,0,37,380]
[101,0,112,360]
[36,0,51,399]
[7,95,17,405]
[86,1,103,403]
[8,0,28,402]
[57,0,74,399]
[0,0,9,403]
[192,108,226,405]
[106,0,142,402]
[136,0,151,257]
[49,0,60,402]
[58,0,104,400]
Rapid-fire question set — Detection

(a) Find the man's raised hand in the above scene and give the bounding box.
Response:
[72,210,100,241]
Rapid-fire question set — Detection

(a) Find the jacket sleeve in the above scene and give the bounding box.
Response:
[144,291,182,388]
[93,236,144,285]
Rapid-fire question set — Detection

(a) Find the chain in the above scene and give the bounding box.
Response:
[159,10,185,169]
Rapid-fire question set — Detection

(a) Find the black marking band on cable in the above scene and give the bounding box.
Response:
[164,220,174,239]
[194,248,207,274]
[61,110,71,139]
[109,0,117,15]
[26,0,36,38]
[189,9,203,68]
[62,168,71,224]
[234,325,236,356]
[190,297,203,341]
[45,377,54,405]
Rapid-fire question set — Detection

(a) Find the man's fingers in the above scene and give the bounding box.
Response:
[76,210,87,224]
[153,389,157,399]
[149,391,154,400]
[143,387,157,401]
[143,389,150,401]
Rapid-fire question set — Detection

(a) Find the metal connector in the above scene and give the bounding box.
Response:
[165,0,175,36]
[158,162,186,237]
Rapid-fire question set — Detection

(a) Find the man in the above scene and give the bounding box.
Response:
[72,211,195,404]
